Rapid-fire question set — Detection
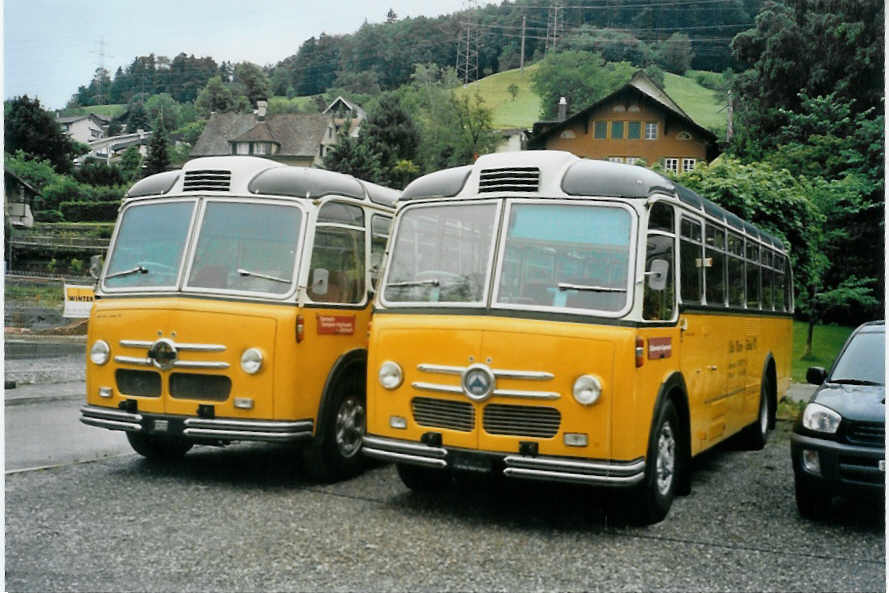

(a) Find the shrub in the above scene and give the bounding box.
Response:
[34,209,64,223]
[59,201,121,222]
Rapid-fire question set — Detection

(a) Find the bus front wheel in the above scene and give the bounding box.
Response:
[741,373,772,450]
[126,432,193,460]
[631,400,679,525]
[303,376,366,482]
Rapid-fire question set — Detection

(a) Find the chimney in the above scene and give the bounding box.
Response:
[557,97,568,122]
[256,99,268,121]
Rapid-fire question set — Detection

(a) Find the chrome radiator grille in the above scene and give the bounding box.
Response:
[411,397,475,432]
[483,404,561,438]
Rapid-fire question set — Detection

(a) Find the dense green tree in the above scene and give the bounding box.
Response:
[144,93,180,131]
[119,146,143,181]
[4,96,80,173]
[3,150,62,191]
[563,26,653,66]
[360,93,419,171]
[322,127,385,183]
[530,50,635,120]
[144,123,170,176]
[125,98,151,132]
[233,62,271,107]
[73,160,127,186]
[655,33,694,74]
[195,75,237,116]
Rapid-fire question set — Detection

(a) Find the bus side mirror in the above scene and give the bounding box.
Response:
[312,268,329,296]
[646,259,669,291]
[89,255,104,280]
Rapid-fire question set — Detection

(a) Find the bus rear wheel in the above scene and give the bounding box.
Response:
[126,432,193,460]
[631,400,679,525]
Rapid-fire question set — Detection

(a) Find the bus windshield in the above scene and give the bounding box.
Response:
[496,203,632,312]
[383,203,498,304]
[104,201,195,289]
[187,201,302,295]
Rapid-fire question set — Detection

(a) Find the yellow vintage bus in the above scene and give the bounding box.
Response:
[80,156,397,481]
[363,150,792,523]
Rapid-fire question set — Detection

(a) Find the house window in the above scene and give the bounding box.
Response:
[254,143,268,155]
[628,121,641,139]
[608,157,624,163]
[235,142,250,155]
[611,121,624,139]
[626,157,641,166]
[645,122,658,140]
[594,121,607,139]
[682,158,696,172]
[664,158,679,173]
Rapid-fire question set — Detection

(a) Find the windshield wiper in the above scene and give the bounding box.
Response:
[829,378,883,386]
[387,278,440,288]
[105,265,148,280]
[237,268,291,285]
[558,282,627,293]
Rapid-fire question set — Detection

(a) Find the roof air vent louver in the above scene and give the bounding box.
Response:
[479,167,539,193]
[183,169,231,192]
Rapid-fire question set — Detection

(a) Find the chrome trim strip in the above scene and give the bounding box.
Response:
[362,447,449,468]
[411,381,463,394]
[492,369,554,381]
[172,360,230,370]
[114,356,153,366]
[503,454,645,476]
[120,339,226,352]
[492,389,560,400]
[363,435,448,458]
[182,428,312,442]
[503,467,644,486]
[417,364,465,375]
[80,405,143,423]
[80,417,142,432]
[184,418,313,432]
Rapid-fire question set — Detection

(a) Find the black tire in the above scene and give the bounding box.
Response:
[396,462,451,492]
[126,432,193,460]
[794,474,832,519]
[303,376,366,483]
[630,399,679,525]
[741,374,772,450]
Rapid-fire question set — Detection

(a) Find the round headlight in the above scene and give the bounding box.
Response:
[802,402,841,434]
[378,361,403,390]
[90,340,110,366]
[572,374,602,406]
[240,348,264,375]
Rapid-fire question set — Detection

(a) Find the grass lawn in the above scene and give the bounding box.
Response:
[5,280,65,308]
[454,65,542,129]
[791,321,855,382]
[662,72,726,137]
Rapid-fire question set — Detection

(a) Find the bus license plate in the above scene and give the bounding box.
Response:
[451,452,492,473]
[879,459,885,472]
[153,419,169,433]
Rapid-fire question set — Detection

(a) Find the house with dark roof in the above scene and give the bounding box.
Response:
[57,113,110,144]
[191,101,332,167]
[4,168,38,228]
[527,71,719,174]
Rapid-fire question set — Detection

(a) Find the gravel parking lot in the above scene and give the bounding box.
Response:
[5,421,884,592]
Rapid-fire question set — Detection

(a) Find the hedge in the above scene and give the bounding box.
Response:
[59,201,121,222]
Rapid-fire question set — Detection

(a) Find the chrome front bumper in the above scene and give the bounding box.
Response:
[363,434,645,486]
[80,405,314,443]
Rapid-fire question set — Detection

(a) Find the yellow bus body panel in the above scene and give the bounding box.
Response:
[86,296,371,427]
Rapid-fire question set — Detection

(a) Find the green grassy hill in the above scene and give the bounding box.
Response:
[456,65,726,135]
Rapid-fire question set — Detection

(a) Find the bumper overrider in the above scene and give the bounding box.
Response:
[80,405,314,443]
[362,434,645,486]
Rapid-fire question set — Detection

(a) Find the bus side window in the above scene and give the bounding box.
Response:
[774,253,786,312]
[370,214,392,291]
[745,240,760,309]
[762,249,774,310]
[643,234,675,321]
[727,233,745,307]
[679,217,702,304]
[705,225,726,306]
[309,202,366,304]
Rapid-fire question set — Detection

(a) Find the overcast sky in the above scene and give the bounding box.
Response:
[4,0,492,110]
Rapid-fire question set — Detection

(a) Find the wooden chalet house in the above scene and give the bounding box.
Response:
[527,71,719,173]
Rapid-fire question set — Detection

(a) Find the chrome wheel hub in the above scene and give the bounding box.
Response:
[335,396,365,459]
[656,422,676,496]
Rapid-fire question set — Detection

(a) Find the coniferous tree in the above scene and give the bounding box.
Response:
[143,123,170,176]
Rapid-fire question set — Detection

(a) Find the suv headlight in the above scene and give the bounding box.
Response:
[802,402,841,434]
[89,340,110,365]
[378,361,403,390]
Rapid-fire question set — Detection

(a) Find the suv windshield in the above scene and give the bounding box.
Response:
[104,201,195,289]
[187,201,302,295]
[383,203,498,305]
[496,202,633,312]
[830,329,886,385]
